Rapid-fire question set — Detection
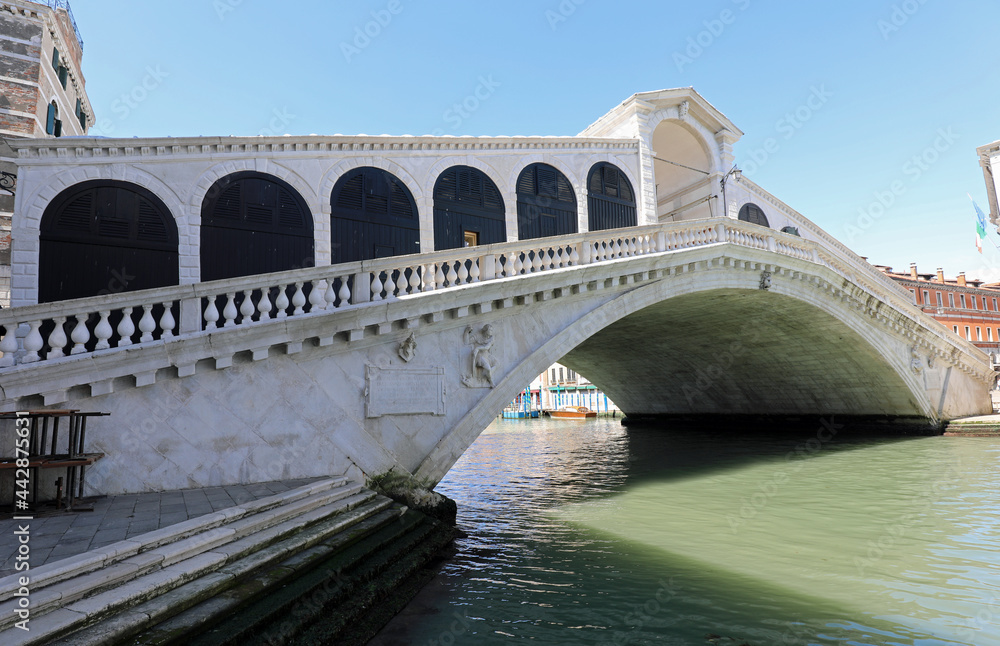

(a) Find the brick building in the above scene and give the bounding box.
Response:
[876,263,1000,388]
[0,0,92,304]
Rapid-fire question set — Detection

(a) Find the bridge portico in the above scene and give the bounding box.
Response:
[0,219,991,494]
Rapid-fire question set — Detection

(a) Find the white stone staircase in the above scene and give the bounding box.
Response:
[0,477,447,645]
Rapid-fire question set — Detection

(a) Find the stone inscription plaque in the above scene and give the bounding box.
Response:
[366,365,446,418]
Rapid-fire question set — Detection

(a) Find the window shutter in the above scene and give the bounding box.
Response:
[54,119,62,137]
[46,103,55,135]
[75,98,81,116]
[78,110,86,130]
[59,66,68,89]
[51,48,59,70]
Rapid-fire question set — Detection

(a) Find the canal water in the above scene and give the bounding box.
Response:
[370,417,1000,646]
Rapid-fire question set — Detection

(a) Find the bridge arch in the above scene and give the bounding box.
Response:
[644,111,721,222]
[414,265,936,483]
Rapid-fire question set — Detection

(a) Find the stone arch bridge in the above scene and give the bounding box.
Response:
[0,218,991,495]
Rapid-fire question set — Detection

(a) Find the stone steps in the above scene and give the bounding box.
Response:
[0,477,386,645]
[944,422,1000,437]
[54,497,453,646]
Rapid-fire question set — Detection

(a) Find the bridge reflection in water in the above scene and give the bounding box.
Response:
[373,417,1000,646]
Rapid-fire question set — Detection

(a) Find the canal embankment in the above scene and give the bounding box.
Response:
[943,413,1000,436]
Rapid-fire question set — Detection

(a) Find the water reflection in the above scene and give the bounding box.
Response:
[370,418,1000,646]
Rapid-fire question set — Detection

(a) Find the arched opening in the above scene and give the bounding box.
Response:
[587,162,637,231]
[738,203,770,228]
[200,172,314,281]
[329,167,420,263]
[651,120,714,222]
[515,163,577,240]
[39,180,178,303]
[433,166,505,250]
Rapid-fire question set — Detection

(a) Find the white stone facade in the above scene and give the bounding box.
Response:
[978,139,1000,232]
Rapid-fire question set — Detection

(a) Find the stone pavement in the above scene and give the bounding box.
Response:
[0,477,324,578]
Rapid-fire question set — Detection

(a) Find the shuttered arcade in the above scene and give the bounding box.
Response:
[587,162,637,231]
[201,172,315,281]
[516,163,577,240]
[39,181,179,303]
[330,167,419,263]
[433,166,506,250]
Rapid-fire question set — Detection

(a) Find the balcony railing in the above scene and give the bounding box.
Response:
[39,0,83,50]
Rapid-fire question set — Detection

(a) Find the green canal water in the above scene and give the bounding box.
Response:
[370,417,1000,646]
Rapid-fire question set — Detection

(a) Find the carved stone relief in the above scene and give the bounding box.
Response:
[461,324,498,388]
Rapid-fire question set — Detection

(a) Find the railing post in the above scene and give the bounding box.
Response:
[766,235,777,252]
[353,272,371,304]
[480,254,496,281]
[715,222,727,243]
[577,241,591,266]
[180,297,201,334]
[655,231,666,252]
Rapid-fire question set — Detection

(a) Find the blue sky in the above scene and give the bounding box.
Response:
[73,0,1000,281]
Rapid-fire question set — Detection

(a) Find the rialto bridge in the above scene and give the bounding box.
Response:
[0,88,992,494]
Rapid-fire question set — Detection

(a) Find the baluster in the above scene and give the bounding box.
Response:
[94,310,113,350]
[223,293,239,326]
[239,289,256,323]
[70,315,90,355]
[118,307,135,346]
[495,256,504,278]
[612,239,622,258]
[275,285,290,319]
[569,245,580,265]
[512,254,523,275]
[370,272,384,301]
[338,277,352,306]
[457,261,469,284]
[291,283,306,315]
[324,279,337,307]
[0,323,18,367]
[48,316,68,358]
[557,246,567,267]
[446,261,459,286]
[469,259,481,283]
[409,266,422,292]
[139,304,156,342]
[310,279,329,310]
[204,298,220,329]
[257,288,273,321]
[160,302,176,338]
[385,271,398,298]
[23,320,44,362]
[435,262,446,287]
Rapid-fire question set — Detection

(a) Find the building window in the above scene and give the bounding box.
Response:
[516,163,577,240]
[948,293,955,308]
[559,367,565,381]
[45,101,61,137]
[587,162,637,231]
[953,325,959,334]
[922,290,929,305]
[960,294,967,309]
[550,368,556,382]
[909,289,916,304]
[993,298,998,311]
[738,203,770,227]
[936,292,943,307]
[989,328,994,342]
[977,327,983,341]
[965,326,971,341]
[58,65,68,89]
[51,48,59,70]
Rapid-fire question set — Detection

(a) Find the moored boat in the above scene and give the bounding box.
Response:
[548,406,597,419]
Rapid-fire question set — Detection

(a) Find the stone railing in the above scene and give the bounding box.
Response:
[0,218,975,375]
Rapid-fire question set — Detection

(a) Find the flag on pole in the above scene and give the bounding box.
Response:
[970,194,988,254]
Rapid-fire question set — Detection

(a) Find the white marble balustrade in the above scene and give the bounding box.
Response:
[0,219,917,369]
